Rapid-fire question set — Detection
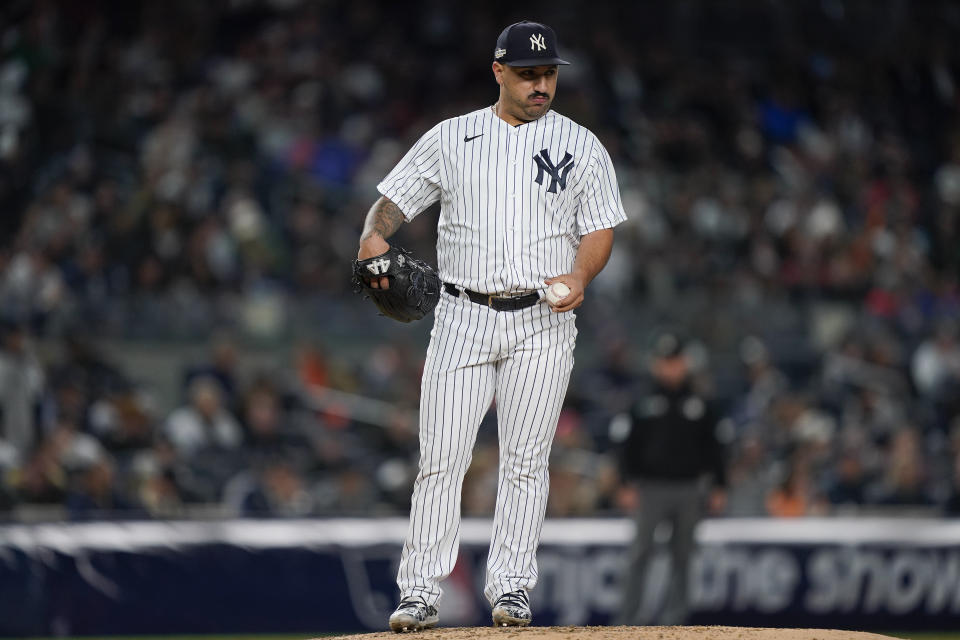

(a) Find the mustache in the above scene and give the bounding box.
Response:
[530,92,550,100]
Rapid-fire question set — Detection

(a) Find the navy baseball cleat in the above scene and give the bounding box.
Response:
[492,589,531,627]
[389,596,439,633]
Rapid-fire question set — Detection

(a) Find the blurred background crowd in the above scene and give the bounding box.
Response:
[1,0,960,521]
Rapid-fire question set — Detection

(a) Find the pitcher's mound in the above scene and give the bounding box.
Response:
[323,626,901,640]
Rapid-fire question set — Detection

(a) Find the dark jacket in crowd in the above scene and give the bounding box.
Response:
[620,381,726,486]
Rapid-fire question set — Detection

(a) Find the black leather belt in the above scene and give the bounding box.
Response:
[443,282,540,312]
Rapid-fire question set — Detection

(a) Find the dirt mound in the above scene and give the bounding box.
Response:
[323,625,901,640]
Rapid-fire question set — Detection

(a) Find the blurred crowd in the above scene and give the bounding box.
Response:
[1,0,960,520]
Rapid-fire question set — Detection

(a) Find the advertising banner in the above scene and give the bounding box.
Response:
[0,518,957,636]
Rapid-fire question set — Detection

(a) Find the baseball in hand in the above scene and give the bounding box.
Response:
[545,282,570,307]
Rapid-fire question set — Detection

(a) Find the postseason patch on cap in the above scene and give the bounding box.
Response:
[495,47,506,59]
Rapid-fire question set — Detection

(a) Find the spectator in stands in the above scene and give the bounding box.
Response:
[312,463,381,516]
[0,321,45,457]
[131,457,185,519]
[871,428,936,507]
[911,321,960,400]
[182,332,242,411]
[548,408,613,517]
[735,336,789,428]
[164,376,243,459]
[576,335,643,447]
[942,450,960,516]
[0,440,19,514]
[225,457,313,518]
[163,376,245,503]
[49,330,129,431]
[826,450,869,508]
[130,437,204,511]
[87,381,155,456]
[766,462,817,517]
[16,436,67,507]
[238,382,313,471]
[295,340,331,392]
[63,436,141,520]
[724,435,776,516]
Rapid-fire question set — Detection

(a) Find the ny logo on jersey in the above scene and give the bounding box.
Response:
[533,149,574,194]
[366,257,391,275]
[530,33,546,51]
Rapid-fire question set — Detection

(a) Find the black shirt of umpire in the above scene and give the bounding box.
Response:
[619,349,727,487]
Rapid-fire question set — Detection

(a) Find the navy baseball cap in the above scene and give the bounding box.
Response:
[493,21,570,67]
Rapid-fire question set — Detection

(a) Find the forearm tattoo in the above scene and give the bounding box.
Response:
[362,197,405,241]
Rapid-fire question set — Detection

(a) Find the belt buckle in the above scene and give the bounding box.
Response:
[487,290,528,309]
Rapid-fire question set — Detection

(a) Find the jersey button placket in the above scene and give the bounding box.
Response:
[509,129,526,284]
[496,128,513,291]
[501,114,519,346]
[507,132,517,248]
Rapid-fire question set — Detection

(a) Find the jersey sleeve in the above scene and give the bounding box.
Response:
[575,139,628,235]
[377,123,443,221]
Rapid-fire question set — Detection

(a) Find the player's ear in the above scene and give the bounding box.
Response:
[492,61,503,86]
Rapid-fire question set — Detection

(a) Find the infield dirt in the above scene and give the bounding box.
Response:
[323,626,901,640]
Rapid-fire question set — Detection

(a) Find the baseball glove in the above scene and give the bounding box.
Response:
[351,246,441,323]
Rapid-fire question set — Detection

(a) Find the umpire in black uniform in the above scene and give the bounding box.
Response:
[615,332,726,626]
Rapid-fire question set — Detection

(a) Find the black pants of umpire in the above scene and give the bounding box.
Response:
[616,478,703,626]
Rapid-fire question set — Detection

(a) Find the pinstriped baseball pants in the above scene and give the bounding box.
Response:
[397,290,577,607]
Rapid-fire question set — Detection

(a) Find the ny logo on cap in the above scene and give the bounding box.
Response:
[533,149,574,193]
[530,33,546,51]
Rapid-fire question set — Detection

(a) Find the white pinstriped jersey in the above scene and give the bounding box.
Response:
[378,106,627,293]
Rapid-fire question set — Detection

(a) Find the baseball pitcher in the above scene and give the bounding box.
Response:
[355,20,627,631]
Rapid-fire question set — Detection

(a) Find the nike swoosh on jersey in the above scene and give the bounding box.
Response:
[464,133,483,142]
